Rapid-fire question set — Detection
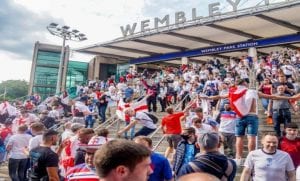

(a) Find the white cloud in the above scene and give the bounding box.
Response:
[0,50,32,82]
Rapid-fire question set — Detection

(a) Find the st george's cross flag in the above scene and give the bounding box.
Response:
[116,97,148,121]
[0,101,17,116]
[229,86,258,118]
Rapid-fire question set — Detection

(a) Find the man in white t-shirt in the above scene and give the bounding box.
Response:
[191,118,213,138]
[6,125,32,181]
[117,108,157,137]
[29,122,45,151]
[72,96,92,125]
[219,104,237,158]
[241,133,296,181]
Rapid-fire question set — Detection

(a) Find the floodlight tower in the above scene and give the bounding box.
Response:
[46,23,87,94]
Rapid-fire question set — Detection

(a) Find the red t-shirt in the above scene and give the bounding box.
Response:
[279,137,300,167]
[0,127,12,141]
[161,112,184,134]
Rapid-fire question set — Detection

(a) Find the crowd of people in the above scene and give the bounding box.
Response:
[0,49,300,180]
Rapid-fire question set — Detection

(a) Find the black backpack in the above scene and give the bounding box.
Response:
[144,112,159,124]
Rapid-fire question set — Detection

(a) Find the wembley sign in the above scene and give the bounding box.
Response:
[120,0,288,37]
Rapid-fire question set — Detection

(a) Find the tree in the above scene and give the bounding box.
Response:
[0,80,29,101]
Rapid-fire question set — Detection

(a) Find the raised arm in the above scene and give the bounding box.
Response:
[258,92,291,100]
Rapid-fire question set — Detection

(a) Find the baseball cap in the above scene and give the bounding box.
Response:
[79,136,110,150]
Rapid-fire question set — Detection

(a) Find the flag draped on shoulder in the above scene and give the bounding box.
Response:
[229,86,258,117]
[0,101,17,116]
[116,97,148,120]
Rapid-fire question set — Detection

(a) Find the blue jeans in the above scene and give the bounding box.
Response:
[8,158,28,181]
[261,98,269,111]
[85,116,95,128]
[124,122,135,139]
[272,109,291,136]
[98,105,107,123]
[134,127,156,137]
[235,115,259,136]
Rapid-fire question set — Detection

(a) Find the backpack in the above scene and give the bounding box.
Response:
[144,112,159,124]
[188,154,235,181]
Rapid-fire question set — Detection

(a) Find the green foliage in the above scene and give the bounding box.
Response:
[0,80,29,101]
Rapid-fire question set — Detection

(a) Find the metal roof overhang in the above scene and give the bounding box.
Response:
[77,0,300,64]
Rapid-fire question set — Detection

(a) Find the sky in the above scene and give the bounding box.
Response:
[0,0,286,82]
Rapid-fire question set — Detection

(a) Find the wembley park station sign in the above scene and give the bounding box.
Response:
[120,0,292,37]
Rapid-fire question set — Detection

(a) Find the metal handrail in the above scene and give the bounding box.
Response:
[174,93,190,111]
[94,114,118,130]
[152,135,166,151]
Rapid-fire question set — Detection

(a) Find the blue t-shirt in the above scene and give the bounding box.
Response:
[183,144,195,165]
[124,87,134,99]
[149,152,173,181]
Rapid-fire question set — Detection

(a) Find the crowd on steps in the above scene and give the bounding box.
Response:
[0,49,300,180]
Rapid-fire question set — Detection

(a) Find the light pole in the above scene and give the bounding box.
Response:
[47,23,87,95]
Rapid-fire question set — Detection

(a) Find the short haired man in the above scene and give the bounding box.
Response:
[161,106,189,159]
[178,132,236,181]
[134,136,173,181]
[241,132,296,181]
[29,122,45,151]
[29,129,60,181]
[279,123,300,178]
[173,127,199,176]
[94,139,153,181]
[268,85,292,136]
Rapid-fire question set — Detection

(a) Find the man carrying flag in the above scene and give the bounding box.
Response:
[116,96,149,139]
[201,79,291,165]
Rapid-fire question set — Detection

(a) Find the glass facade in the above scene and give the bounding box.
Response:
[116,63,130,82]
[32,50,88,99]
[66,61,88,88]
[33,51,60,99]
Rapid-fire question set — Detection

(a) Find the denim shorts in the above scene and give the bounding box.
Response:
[235,115,259,136]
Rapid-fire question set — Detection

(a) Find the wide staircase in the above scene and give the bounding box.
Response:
[98,94,300,181]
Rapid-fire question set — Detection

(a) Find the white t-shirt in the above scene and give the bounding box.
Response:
[48,110,59,119]
[192,124,213,137]
[7,133,32,159]
[29,135,43,151]
[219,111,237,134]
[244,149,295,181]
[281,65,294,76]
[74,102,90,115]
[61,129,74,142]
[135,112,157,129]
[70,135,80,157]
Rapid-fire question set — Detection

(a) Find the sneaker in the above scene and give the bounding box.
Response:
[234,158,244,167]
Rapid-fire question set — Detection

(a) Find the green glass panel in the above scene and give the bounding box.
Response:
[66,61,88,89]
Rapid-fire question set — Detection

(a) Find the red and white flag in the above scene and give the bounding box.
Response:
[0,101,17,116]
[116,97,148,120]
[229,86,258,117]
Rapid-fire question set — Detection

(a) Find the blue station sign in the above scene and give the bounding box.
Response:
[130,33,300,64]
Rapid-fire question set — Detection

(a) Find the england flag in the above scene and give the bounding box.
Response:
[229,86,258,117]
[116,97,148,120]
